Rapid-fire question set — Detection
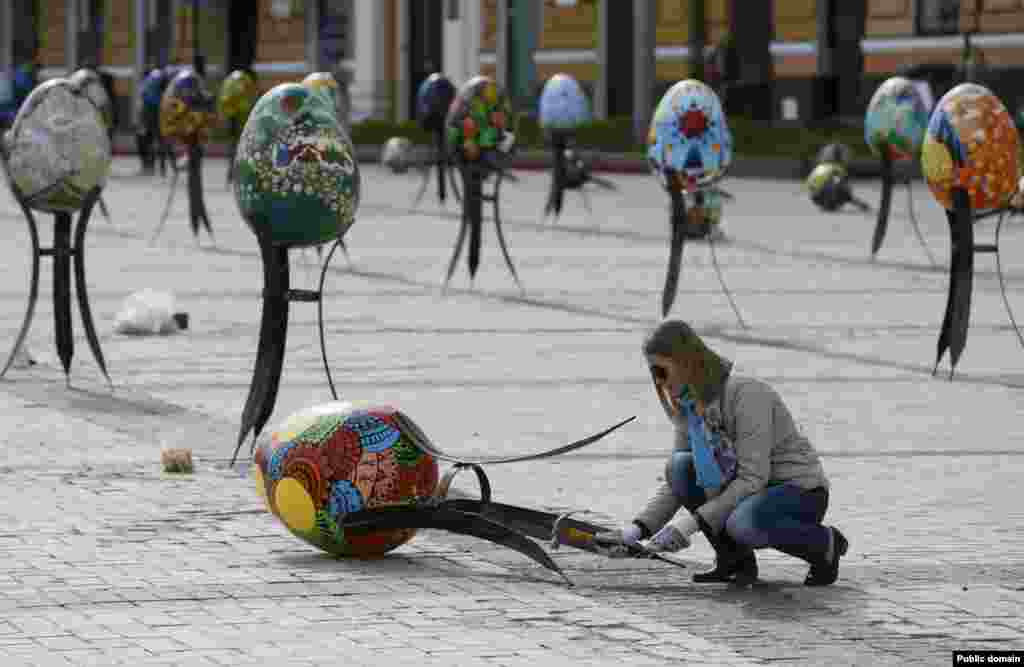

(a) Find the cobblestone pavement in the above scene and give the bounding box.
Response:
[0,159,1022,666]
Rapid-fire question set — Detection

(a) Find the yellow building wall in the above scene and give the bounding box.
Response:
[37,1,68,69]
[254,0,307,64]
[103,0,135,67]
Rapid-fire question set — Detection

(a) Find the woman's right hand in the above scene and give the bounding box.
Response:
[592,523,643,558]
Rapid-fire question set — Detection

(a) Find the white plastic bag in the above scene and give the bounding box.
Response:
[113,289,180,335]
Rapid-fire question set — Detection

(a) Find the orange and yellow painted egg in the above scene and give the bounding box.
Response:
[254,402,439,558]
[159,67,216,144]
[921,83,1020,211]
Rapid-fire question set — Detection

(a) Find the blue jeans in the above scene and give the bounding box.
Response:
[668,451,831,563]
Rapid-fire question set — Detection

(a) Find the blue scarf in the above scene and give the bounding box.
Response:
[680,390,736,492]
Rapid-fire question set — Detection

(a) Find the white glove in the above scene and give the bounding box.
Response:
[592,523,643,558]
[499,131,516,153]
[645,510,700,553]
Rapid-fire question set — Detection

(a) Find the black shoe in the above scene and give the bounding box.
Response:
[693,552,758,585]
[805,527,848,587]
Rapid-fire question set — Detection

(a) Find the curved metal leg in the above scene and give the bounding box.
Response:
[73,188,112,386]
[98,196,112,224]
[466,169,483,283]
[488,170,522,290]
[0,194,42,379]
[233,242,291,464]
[188,144,214,243]
[993,212,1024,351]
[443,212,470,289]
[448,162,463,204]
[905,177,938,267]
[871,154,894,258]
[435,131,448,204]
[53,213,74,385]
[934,189,974,379]
[411,163,431,208]
[317,239,344,401]
[662,189,687,317]
[708,219,748,329]
[152,167,180,243]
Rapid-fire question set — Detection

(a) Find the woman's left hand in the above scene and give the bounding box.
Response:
[645,511,700,553]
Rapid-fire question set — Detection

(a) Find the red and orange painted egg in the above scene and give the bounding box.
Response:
[921,83,1020,211]
[254,402,439,558]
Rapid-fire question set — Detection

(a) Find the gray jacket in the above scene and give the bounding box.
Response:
[635,375,828,536]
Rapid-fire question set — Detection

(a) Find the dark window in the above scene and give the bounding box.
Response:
[318,0,353,69]
[11,0,39,64]
[916,0,961,36]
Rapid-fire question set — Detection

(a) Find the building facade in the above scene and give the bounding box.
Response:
[4,0,1024,131]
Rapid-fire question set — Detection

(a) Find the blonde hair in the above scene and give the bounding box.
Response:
[642,320,731,413]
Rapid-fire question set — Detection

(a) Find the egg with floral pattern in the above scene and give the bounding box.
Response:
[416,73,457,132]
[647,79,733,192]
[3,78,111,212]
[446,75,515,162]
[921,83,1020,211]
[159,67,216,144]
[539,73,591,133]
[254,402,440,557]
[233,81,359,247]
[864,76,930,162]
[301,72,347,125]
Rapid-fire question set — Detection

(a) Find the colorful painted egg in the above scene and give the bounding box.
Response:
[864,76,930,162]
[647,79,733,192]
[921,83,1020,211]
[816,142,852,167]
[68,68,113,130]
[254,402,440,557]
[218,69,259,125]
[805,161,849,211]
[446,75,515,162]
[301,72,346,124]
[3,78,111,212]
[538,73,591,132]
[160,67,216,144]
[139,67,169,115]
[381,136,413,173]
[416,73,456,132]
[233,81,360,247]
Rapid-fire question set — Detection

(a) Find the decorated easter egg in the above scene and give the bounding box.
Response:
[647,79,733,192]
[416,73,456,132]
[816,142,852,168]
[218,69,259,125]
[921,83,1020,211]
[381,136,413,173]
[233,81,360,247]
[160,67,216,144]
[301,72,347,124]
[864,76,930,161]
[3,78,111,212]
[68,68,113,130]
[805,161,849,211]
[254,402,440,557]
[446,75,515,162]
[538,73,591,132]
[139,67,169,115]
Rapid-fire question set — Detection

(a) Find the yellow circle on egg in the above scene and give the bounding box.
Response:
[275,477,317,533]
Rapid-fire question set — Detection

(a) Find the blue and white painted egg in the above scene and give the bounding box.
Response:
[539,73,591,132]
[647,79,733,191]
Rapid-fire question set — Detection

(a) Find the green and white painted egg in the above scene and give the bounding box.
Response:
[233,82,360,248]
[3,78,111,212]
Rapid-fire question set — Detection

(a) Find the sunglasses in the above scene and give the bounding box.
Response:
[650,365,669,382]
